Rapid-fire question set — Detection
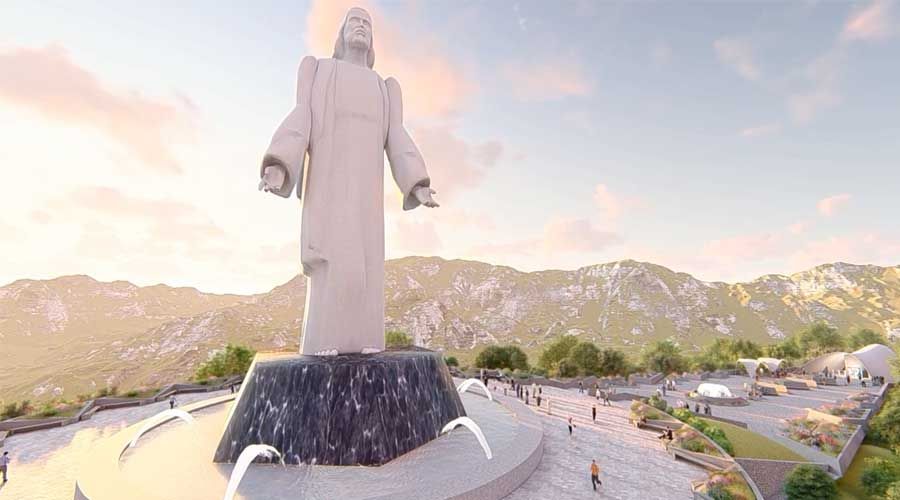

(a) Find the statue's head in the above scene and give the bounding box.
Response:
[333,7,375,69]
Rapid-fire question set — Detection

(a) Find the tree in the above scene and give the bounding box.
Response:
[568,342,601,375]
[868,403,900,452]
[766,337,802,360]
[195,344,256,380]
[849,328,885,350]
[537,336,578,373]
[444,356,459,367]
[640,340,686,374]
[557,358,578,378]
[474,345,528,371]
[385,330,412,348]
[783,464,837,500]
[798,322,844,356]
[598,348,628,376]
[861,457,900,498]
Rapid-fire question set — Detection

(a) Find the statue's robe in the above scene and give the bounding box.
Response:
[261,57,429,354]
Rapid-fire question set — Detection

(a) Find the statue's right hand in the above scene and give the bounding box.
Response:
[258,165,286,193]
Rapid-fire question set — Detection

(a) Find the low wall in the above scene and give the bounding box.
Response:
[837,425,866,475]
[0,376,242,439]
[699,414,749,429]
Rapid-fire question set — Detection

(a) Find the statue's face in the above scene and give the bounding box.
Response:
[343,8,372,52]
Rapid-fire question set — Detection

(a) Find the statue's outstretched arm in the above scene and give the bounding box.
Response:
[259,56,317,199]
[385,77,434,210]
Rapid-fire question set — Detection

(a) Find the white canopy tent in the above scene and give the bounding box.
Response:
[737,357,784,377]
[802,344,896,383]
[696,383,734,398]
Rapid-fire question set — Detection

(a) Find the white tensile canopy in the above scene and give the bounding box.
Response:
[802,344,896,383]
[737,357,784,377]
[697,383,734,398]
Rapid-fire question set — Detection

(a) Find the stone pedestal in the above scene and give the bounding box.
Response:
[213,348,465,466]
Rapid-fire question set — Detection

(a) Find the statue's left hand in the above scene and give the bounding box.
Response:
[413,186,439,208]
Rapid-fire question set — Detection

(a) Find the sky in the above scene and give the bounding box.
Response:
[1,0,898,294]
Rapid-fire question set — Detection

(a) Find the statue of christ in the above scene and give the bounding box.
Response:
[258,7,438,355]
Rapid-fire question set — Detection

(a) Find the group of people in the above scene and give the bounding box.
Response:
[508,379,544,407]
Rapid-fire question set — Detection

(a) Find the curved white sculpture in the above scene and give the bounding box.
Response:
[456,378,493,401]
[223,444,283,500]
[441,417,493,460]
[125,409,195,452]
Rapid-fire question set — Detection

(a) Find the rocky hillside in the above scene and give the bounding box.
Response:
[1,258,898,402]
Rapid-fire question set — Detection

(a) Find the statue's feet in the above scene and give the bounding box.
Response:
[313,349,339,356]
[361,347,382,354]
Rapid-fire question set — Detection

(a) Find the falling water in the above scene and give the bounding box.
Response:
[124,409,195,454]
[441,417,493,460]
[456,378,493,401]
[223,444,283,500]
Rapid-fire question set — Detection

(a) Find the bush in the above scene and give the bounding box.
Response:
[707,483,735,500]
[385,330,412,348]
[648,394,668,412]
[1,401,30,419]
[475,345,529,371]
[557,358,578,378]
[444,356,459,367]
[886,482,900,500]
[529,366,548,377]
[38,404,59,417]
[125,390,140,398]
[861,457,900,498]
[784,464,837,500]
[196,344,256,380]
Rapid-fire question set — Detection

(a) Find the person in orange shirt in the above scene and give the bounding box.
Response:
[590,459,601,491]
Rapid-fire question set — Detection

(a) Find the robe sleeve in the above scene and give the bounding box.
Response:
[260,56,317,199]
[385,77,430,211]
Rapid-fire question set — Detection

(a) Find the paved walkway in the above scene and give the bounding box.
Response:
[504,385,705,500]
[0,390,228,500]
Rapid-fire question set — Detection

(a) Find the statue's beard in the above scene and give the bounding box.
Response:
[346,33,370,52]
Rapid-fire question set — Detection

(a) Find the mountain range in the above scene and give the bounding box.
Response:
[1,257,898,402]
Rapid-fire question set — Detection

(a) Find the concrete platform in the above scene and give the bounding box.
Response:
[74,390,542,500]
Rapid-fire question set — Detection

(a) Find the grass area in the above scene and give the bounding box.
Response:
[698,417,807,461]
[836,444,894,500]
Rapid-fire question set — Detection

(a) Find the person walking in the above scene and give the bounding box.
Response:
[590,459,601,491]
[579,381,584,394]
[169,395,177,410]
[592,404,597,422]
[1,451,9,482]
[568,416,576,436]
[525,389,529,405]
[603,390,611,407]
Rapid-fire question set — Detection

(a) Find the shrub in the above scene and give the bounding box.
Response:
[1,401,30,419]
[125,390,140,398]
[38,404,59,417]
[886,482,900,500]
[444,356,459,367]
[707,483,735,500]
[648,394,668,412]
[557,358,578,378]
[861,457,900,498]
[784,464,837,500]
[683,439,706,453]
[385,330,412,348]
[195,344,256,380]
[474,345,529,371]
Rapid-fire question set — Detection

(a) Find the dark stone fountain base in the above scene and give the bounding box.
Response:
[213,347,466,466]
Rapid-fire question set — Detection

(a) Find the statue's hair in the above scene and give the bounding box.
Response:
[333,8,375,69]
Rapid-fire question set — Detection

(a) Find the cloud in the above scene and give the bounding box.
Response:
[408,126,502,201]
[593,184,646,223]
[305,0,474,119]
[0,44,192,174]
[391,218,442,254]
[541,217,620,254]
[790,233,900,270]
[842,0,896,41]
[54,186,225,247]
[788,48,845,123]
[702,232,784,262]
[713,37,760,81]
[740,123,782,138]
[817,193,852,216]
[501,59,594,101]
